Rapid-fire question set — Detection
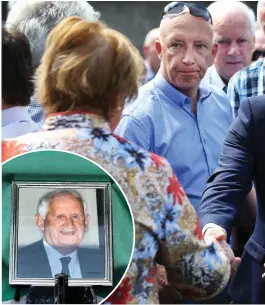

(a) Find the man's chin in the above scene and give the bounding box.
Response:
[53,244,79,255]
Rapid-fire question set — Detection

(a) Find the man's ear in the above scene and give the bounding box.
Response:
[85,215,90,228]
[143,45,149,58]
[155,40,162,60]
[212,43,218,59]
[35,214,45,231]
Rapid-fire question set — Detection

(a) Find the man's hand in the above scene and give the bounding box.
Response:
[203,224,241,275]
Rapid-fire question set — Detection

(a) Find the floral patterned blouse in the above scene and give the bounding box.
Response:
[2,112,230,304]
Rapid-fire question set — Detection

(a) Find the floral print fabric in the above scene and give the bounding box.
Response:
[2,112,230,303]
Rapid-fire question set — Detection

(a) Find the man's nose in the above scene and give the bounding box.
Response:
[228,42,240,56]
[182,46,195,65]
[64,217,74,228]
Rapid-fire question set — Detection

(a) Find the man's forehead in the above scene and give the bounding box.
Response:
[214,12,253,33]
[49,194,82,207]
[160,14,213,37]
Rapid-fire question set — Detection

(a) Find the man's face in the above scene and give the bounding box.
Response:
[36,194,89,253]
[213,13,255,82]
[156,14,214,96]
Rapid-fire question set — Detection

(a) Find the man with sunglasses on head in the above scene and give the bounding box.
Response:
[116,1,232,214]
[228,0,265,118]
[202,2,255,94]
[115,4,235,301]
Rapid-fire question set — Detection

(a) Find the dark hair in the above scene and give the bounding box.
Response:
[2,26,34,106]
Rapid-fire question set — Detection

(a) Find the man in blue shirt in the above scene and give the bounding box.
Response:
[115,2,233,213]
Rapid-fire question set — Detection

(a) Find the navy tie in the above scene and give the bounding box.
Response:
[223,85,228,94]
[60,256,71,277]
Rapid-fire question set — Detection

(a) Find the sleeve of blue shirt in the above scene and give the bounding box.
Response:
[115,114,151,151]
[199,97,254,238]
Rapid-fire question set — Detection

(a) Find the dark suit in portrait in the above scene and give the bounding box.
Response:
[17,240,105,279]
[199,96,265,304]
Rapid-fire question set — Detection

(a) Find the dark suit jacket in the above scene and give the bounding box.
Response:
[17,239,105,279]
[199,96,265,304]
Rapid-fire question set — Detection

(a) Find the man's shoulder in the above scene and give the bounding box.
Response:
[204,84,230,105]
[123,81,158,117]
[248,95,265,113]
[232,59,264,83]
[18,240,44,254]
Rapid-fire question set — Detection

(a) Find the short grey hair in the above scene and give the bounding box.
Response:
[208,1,256,35]
[37,189,88,219]
[6,1,100,69]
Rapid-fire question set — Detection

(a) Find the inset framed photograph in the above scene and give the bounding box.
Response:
[9,181,112,287]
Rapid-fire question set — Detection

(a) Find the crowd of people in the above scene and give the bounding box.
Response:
[2,0,265,304]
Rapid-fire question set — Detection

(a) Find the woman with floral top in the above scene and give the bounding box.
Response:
[2,17,232,303]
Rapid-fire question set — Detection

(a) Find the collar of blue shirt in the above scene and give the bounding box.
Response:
[153,72,211,107]
[43,239,78,267]
[2,106,33,127]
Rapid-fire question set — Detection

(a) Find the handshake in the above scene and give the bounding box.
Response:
[203,224,241,275]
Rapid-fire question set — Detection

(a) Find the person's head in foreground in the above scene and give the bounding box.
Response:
[155,2,214,100]
[37,16,143,131]
[6,0,100,70]
[2,26,33,109]
[36,190,89,255]
[208,1,255,83]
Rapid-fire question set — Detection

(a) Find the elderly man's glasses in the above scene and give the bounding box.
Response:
[162,2,212,24]
[252,50,265,61]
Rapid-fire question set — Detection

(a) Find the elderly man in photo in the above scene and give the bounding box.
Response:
[18,190,103,279]
[202,2,255,93]
[6,0,100,126]
[115,2,233,213]
[228,0,265,118]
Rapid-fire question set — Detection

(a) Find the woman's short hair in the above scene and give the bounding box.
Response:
[2,26,34,106]
[37,17,143,120]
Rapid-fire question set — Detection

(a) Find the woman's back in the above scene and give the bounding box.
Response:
[3,111,230,303]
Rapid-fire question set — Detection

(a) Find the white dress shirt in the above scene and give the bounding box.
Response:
[2,106,40,140]
[202,64,227,92]
[43,239,82,278]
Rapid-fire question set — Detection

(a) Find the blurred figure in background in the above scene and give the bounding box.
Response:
[6,0,100,126]
[228,0,265,118]
[2,27,39,139]
[252,23,265,62]
[142,28,160,83]
[2,16,232,304]
[203,1,255,93]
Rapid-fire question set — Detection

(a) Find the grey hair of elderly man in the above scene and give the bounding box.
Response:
[6,1,100,69]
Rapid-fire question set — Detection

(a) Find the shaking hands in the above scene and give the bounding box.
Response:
[203,224,241,276]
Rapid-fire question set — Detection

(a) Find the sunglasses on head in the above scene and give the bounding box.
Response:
[252,49,265,61]
[162,1,212,24]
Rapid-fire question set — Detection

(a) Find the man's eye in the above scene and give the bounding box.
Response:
[217,40,229,45]
[72,214,79,220]
[57,214,64,219]
[238,39,247,43]
[170,43,181,48]
[195,44,207,49]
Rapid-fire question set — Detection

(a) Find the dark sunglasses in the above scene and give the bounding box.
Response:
[252,49,265,61]
[162,2,212,24]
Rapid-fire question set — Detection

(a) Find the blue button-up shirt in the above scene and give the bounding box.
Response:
[115,72,233,211]
[2,106,40,140]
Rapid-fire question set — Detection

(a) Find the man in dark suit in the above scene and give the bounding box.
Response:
[199,96,265,304]
[17,189,104,279]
